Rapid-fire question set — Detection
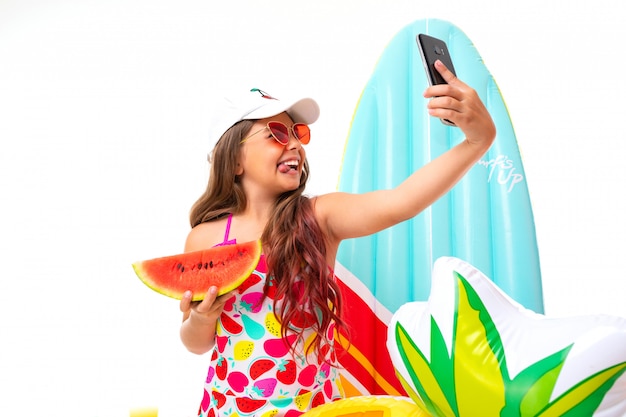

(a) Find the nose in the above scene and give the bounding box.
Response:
[286,129,302,150]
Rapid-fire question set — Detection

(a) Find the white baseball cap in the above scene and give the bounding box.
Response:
[207,88,320,152]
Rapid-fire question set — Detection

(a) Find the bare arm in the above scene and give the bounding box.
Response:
[179,287,233,355]
[317,60,496,243]
[179,224,233,355]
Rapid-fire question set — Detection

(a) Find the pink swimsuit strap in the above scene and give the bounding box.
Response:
[213,213,237,247]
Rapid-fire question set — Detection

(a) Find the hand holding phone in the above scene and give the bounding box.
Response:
[416,34,457,126]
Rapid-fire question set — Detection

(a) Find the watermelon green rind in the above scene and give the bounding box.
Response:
[132,240,262,301]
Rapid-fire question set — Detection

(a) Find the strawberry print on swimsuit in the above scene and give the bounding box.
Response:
[197,255,344,417]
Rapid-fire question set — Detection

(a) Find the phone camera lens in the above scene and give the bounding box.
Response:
[434,46,444,55]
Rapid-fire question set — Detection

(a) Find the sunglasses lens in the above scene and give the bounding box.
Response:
[293,124,310,144]
[268,122,289,145]
[265,122,310,145]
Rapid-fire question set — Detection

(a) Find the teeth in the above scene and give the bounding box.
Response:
[278,160,299,173]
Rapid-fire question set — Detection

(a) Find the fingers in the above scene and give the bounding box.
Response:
[194,287,236,316]
[180,287,219,315]
[424,91,461,125]
[423,61,464,100]
[179,290,193,313]
[195,286,219,314]
[421,62,496,143]
[181,287,238,326]
[433,59,457,85]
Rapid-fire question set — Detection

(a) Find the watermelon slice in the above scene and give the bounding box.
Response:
[132,240,262,301]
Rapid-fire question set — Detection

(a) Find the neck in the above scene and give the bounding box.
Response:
[236,192,276,240]
[242,202,273,225]
[240,184,280,224]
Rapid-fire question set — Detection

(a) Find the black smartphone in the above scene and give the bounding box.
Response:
[416,34,457,125]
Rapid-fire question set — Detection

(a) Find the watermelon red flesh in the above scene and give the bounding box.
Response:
[133,240,261,301]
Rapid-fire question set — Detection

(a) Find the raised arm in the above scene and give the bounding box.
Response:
[317,60,496,243]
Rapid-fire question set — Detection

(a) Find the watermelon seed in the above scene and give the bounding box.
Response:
[176,263,182,270]
[204,262,209,269]
[198,262,203,269]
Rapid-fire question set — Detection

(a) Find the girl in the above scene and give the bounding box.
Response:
[180,61,496,416]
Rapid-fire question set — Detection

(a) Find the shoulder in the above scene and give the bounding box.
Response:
[310,192,352,239]
[184,218,228,252]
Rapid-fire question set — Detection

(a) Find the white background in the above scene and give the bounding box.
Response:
[1,0,624,415]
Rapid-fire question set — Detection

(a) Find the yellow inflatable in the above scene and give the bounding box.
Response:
[301,395,428,417]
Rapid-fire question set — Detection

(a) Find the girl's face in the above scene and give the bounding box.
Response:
[237,112,307,197]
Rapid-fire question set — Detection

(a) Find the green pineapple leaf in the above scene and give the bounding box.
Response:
[391,267,625,417]
[396,322,456,416]
[453,273,506,416]
[505,344,572,416]
[537,362,626,417]
[428,315,458,413]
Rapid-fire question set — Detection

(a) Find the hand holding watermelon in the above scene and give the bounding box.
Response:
[133,240,261,355]
[179,285,239,355]
[180,286,235,324]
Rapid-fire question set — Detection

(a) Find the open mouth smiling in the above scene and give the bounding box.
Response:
[277,159,299,173]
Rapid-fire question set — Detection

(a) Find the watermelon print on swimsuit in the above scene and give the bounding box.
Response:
[197,254,344,417]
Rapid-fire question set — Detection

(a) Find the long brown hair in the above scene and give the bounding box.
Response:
[190,120,347,361]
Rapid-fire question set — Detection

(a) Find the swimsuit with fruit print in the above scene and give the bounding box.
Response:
[198,254,344,417]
